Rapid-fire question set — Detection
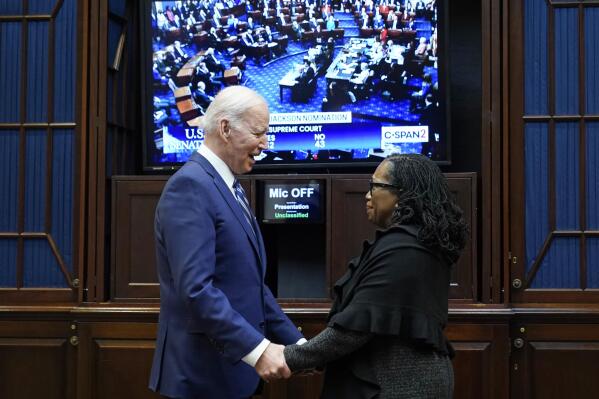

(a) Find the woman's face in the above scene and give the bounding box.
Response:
[365,161,400,228]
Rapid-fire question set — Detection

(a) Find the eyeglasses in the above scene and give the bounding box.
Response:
[368,179,401,195]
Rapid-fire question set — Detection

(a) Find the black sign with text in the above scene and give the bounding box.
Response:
[261,181,324,224]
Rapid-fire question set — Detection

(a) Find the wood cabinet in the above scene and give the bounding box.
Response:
[111,177,164,301]
[110,173,477,303]
[0,311,512,399]
[76,321,162,399]
[447,321,510,399]
[510,321,599,399]
[0,319,75,399]
[3,310,599,398]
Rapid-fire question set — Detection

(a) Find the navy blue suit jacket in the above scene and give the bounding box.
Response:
[149,152,303,398]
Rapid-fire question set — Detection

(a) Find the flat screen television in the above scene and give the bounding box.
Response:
[141,0,449,171]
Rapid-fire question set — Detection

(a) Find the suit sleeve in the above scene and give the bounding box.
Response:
[157,176,263,363]
[263,285,304,345]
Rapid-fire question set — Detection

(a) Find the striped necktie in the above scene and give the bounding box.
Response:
[233,179,257,237]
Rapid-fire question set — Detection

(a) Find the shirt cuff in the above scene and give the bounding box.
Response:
[242,338,270,368]
[297,338,307,345]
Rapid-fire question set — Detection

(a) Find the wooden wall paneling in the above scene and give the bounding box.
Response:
[447,173,478,301]
[111,176,167,301]
[508,0,525,305]
[330,176,376,289]
[86,0,110,302]
[112,174,478,302]
[480,0,505,304]
[77,321,161,399]
[77,0,90,304]
[446,320,510,399]
[511,321,599,399]
[0,320,75,399]
[501,0,512,311]
[260,373,325,399]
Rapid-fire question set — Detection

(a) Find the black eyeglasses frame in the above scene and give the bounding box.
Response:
[368,179,402,195]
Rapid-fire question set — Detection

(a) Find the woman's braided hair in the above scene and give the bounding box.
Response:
[384,154,469,264]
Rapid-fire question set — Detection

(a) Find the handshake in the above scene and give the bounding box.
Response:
[254,343,291,382]
[254,342,315,382]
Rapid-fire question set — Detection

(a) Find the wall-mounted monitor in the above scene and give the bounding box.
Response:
[260,180,324,223]
[141,0,449,171]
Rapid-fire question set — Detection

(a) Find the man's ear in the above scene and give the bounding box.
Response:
[220,120,231,139]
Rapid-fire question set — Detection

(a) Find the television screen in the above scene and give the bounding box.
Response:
[143,0,448,170]
[260,180,324,223]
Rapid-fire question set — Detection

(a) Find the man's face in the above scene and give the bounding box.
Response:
[224,104,269,174]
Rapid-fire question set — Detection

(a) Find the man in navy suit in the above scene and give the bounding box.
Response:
[149,86,305,399]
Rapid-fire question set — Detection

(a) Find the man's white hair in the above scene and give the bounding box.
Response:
[202,86,267,135]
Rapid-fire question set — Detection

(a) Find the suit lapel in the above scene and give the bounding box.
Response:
[190,152,264,269]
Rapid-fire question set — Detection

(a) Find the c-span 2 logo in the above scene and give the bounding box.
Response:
[381,126,429,144]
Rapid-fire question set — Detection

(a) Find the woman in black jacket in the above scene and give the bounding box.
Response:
[284,154,468,398]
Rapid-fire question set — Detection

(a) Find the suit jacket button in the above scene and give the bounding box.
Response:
[259,321,265,329]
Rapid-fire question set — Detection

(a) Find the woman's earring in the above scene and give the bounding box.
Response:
[394,203,399,208]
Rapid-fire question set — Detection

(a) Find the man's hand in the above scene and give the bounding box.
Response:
[254,343,291,382]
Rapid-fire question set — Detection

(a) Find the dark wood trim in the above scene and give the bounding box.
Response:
[524,233,553,288]
[489,0,503,305]
[482,1,501,303]
[522,115,599,121]
[508,0,525,303]
[518,290,599,303]
[0,232,51,238]
[5,304,599,322]
[86,0,100,302]
[481,0,492,303]
[502,0,511,305]
[93,0,109,302]
[46,235,74,288]
[0,123,77,129]
[553,230,599,236]
[75,0,88,304]
[325,175,332,298]
[51,0,65,18]
[0,15,51,21]
[552,1,599,7]
[0,289,76,304]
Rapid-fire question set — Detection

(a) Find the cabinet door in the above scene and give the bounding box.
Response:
[0,320,75,399]
[111,178,165,301]
[447,323,509,399]
[510,323,599,399]
[77,322,162,399]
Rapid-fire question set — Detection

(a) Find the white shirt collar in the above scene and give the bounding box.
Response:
[198,145,236,193]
